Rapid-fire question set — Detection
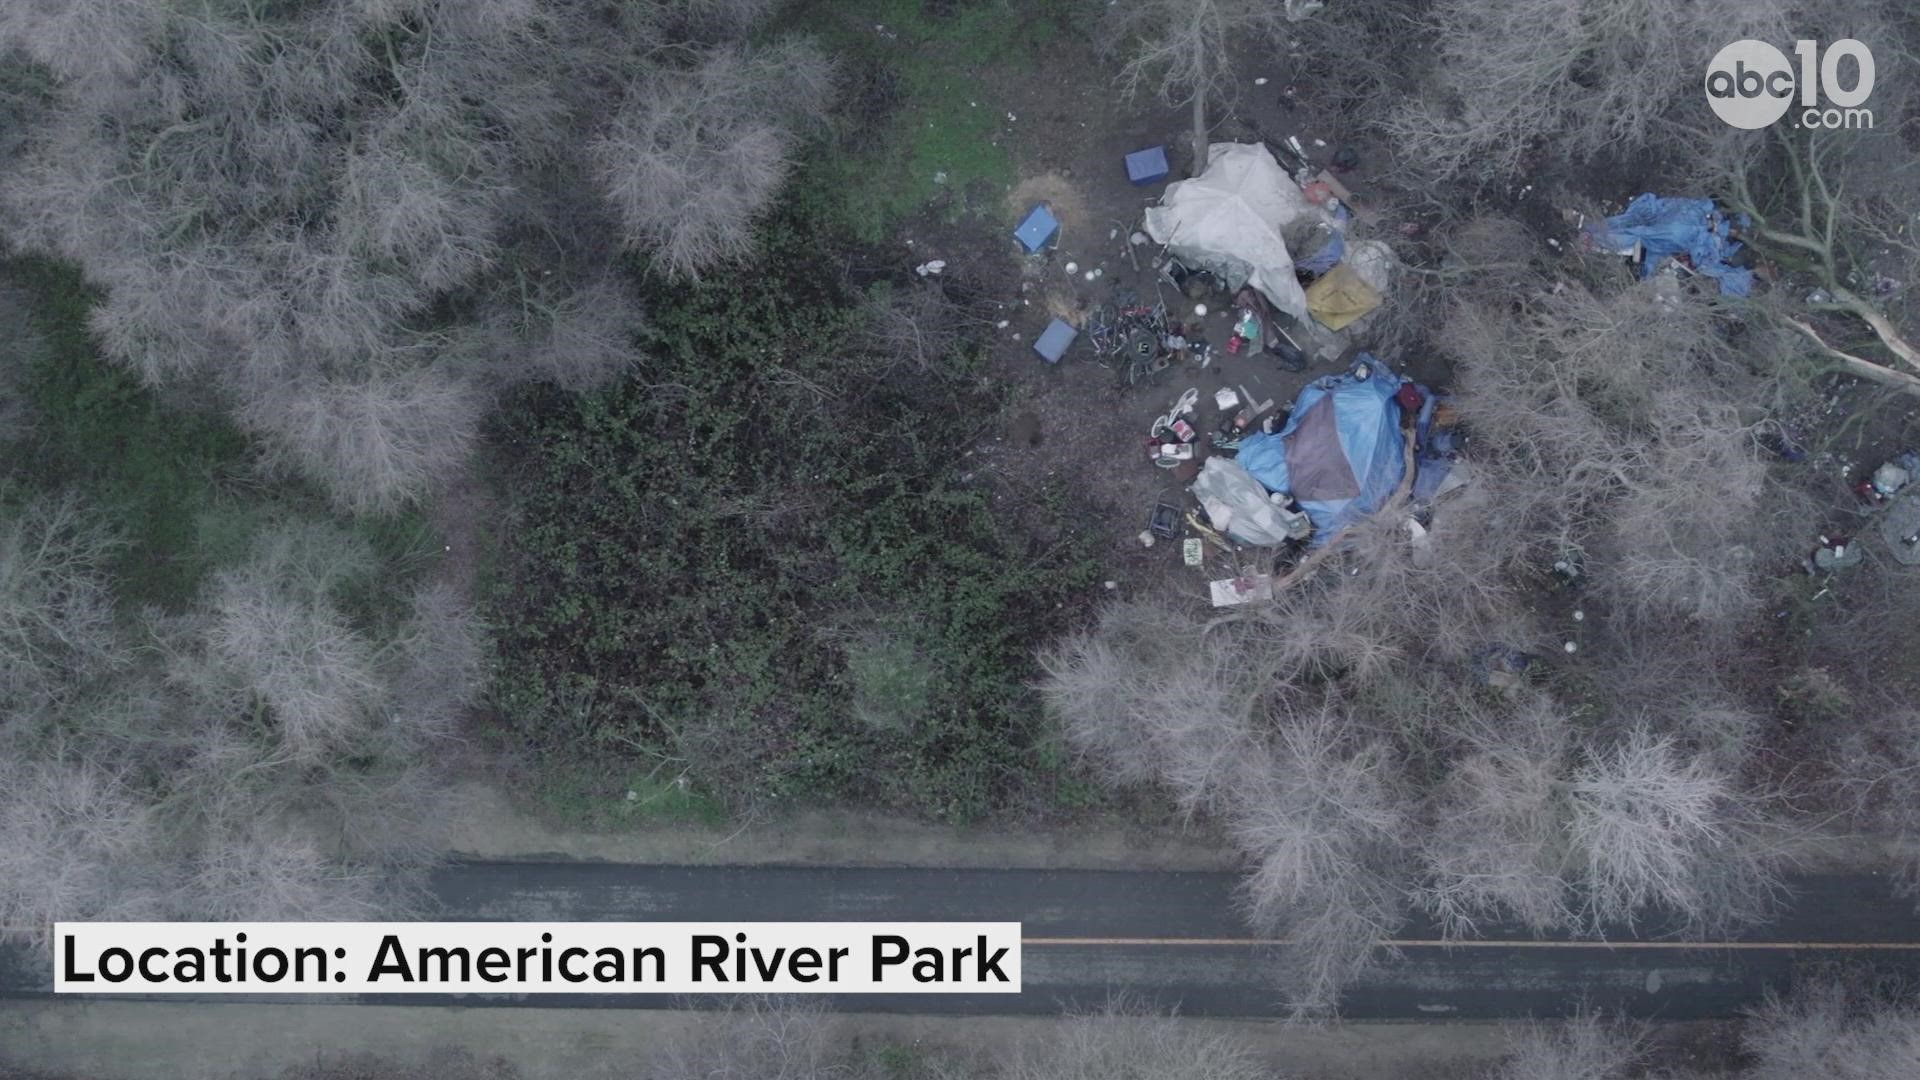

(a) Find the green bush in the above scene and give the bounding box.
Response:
[488,207,1099,820]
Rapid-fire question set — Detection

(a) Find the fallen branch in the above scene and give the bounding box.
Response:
[1789,319,1920,398]
[1829,289,1920,373]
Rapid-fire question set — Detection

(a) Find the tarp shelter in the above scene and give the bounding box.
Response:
[1143,143,1323,322]
[1591,193,1753,297]
[1014,204,1059,254]
[1234,359,1408,543]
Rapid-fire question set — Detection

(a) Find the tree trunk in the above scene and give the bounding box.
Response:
[1190,94,1208,177]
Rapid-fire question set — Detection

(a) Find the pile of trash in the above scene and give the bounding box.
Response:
[1142,141,1394,363]
[1810,450,1920,571]
[1080,141,1484,605]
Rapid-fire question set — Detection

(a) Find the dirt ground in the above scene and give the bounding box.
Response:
[903,40,1440,603]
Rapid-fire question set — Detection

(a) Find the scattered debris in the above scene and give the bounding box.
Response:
[914,259,946,276]
[1149,502,1181,540]
[1884,493,1920,565]
[1182,538,1205,566]
[1209,574,1275,607]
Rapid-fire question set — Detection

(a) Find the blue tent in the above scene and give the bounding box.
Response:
[1234,359,1407,544]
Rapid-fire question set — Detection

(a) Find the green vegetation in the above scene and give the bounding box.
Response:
[789,0,1068,240]
[0,259,440,612]
[3,259,251,606]
[487,204,1100,821]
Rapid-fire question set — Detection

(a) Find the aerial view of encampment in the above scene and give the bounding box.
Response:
[2,2,1918,1078]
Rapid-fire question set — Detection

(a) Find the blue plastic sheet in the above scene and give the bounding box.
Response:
[1235,357,1408,544]
[1295,227,1345,275]
[1595,193,1753,297]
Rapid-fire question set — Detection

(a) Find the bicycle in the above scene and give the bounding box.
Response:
[1083,302,1121,362]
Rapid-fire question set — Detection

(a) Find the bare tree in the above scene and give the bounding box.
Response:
[1006,1005,1280,1080]
[1383,0,1793,183]
[0,759,162,941]
[1743,979,1920,1080]
[1099,0,1306,171]
[1482,1012,1644,1080]
[0,493,123,717]
[594,39,836,279]
[1042,598,1263,814]
[1722,132,1920,385]
[181,826,387,924]
[238,361,486,517]
[1567,724,1785,934]
[856,286,966,377]
[1229,710,1411,1017]
[1438,252,1813,637]
[650,997,837,1080]
[0,0,834,510]
[1419,694,1578,938]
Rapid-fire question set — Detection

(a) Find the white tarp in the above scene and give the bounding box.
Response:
[1144,143,1325,322]
[1190,456,1312,547]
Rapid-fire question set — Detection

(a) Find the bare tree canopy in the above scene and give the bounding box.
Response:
[0,506,481,940]
[1099,0,1304,169]
[0,0,834,512]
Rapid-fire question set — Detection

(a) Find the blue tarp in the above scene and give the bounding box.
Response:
[1594,193,1753,297]
[1033,318,1077,363]
[1235,358,1408,544]
[1014,204,1059,253]
[1124,145,1170,186]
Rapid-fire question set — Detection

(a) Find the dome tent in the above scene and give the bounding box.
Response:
[1234,358,1409,544]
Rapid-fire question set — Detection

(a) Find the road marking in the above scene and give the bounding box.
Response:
[1022,937,1920,951]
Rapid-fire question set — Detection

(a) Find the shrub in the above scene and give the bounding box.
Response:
[488,206,1101,819]
[1744,979,1920,1080]
[1006,1006,1280,1080]
[1481,1013,1643,1080]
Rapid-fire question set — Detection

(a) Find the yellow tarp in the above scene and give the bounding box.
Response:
[1305,263,1383,331]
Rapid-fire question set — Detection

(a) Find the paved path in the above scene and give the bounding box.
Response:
[6,864,1917,1018]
